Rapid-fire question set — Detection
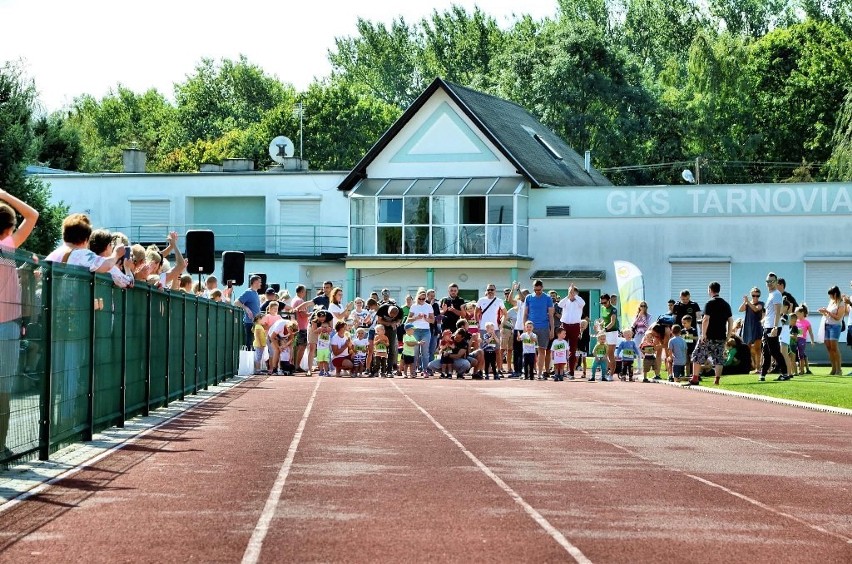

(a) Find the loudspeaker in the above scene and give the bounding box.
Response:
[185,230,215,274]
[270,283,281,294]
[250,272,267,294]
[221,251,245,286]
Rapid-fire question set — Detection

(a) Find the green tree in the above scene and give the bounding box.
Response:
[32,114,82,171]
[0,62,67,254]
[826,88,852,179]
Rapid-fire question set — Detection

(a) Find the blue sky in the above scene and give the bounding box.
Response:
[0,0,557,112]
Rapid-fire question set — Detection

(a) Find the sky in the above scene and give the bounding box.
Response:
[0,0,558,112]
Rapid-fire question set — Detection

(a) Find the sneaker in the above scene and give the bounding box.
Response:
[588,377,596,382]
[652,375,662,380]
[568,375,575,380]
[774,374,788,381]
[667,376,675,382]
[805,369,813,374]
[759,376,766,381]
[642,378,651,383]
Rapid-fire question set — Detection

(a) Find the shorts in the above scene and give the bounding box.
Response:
[691,339,725,365]
[332,355,352,370]
[296,330,307,346]
[368,328,375,341]
[316,348,330,362]
[532,328,550,349]
[824,323,841,341]
[402,354,414,365]
[308,328,319,345]
[672,364,685,378]
[501,329,513,348]
[605,331,619,346]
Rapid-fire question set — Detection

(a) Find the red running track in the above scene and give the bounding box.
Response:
[0,376,850,563]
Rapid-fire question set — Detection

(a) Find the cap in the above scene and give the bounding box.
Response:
[265,288,276,295]
[503,288,511,293]
[381,288,390,295]
[404,323,414,330]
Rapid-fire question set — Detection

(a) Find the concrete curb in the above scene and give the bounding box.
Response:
[652,379,852,416]
[0,375,253,509]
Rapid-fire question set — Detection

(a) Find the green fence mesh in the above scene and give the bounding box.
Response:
[0,247,241,466]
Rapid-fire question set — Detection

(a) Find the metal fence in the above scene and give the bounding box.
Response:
[0,247,242,466]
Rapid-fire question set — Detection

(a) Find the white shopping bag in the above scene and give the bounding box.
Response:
[299,351,309,372]
[815,316,826,344]
[238,347,255,376]
[261,345,270,363]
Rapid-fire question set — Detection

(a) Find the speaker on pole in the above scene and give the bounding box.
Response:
[185,230,215,274]
[221,251,245,287]
[270,283,281,294]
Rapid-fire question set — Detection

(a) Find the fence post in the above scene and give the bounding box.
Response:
[84,274,96,442]
[193,295,199,394]
[204,300,210,389]
[164,292,171,407]
[180,293,186,401]
[143,287,152,417]
[213,305,219,385]
[38,262,54,461]
[119,288,127,427]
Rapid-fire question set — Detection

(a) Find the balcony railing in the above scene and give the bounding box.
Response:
[0,247,242,466]
[114,224,348,256]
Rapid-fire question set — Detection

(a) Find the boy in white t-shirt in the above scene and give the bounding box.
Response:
[351,327,369,377]
[550,327,570,381]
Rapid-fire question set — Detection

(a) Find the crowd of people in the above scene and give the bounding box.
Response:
[239,275,852,382]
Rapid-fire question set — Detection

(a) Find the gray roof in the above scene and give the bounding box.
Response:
[338,78,610,190]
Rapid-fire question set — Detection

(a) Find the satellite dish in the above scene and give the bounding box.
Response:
[268,136,294,164]
[681,169,696,184]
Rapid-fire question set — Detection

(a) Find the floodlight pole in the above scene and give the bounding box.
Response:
[695,156,701,185]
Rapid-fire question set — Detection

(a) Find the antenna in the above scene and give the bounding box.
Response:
[268,136,295,165]
[681,169,696,184]
[293,103,304,161]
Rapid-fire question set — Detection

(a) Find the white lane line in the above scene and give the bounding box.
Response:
[686,474,852,545]
[242,377,322,564]
[390,381,593,564]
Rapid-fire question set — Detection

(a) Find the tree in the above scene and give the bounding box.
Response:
[826,88,852,180]
[32,114,82,171]
[0,62,67,254]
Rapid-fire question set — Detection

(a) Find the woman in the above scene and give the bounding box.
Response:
[1,189,39,457]
[327,287,353,324]
[631,302,651,375]
[406,288,434,375]
[739,287,764,374]
[818,286,848,375]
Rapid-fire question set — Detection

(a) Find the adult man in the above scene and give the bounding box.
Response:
[524,280,554,378]
[313,280,333,310]
[686,281,733,386]
[599,294,619,379]
[440,283,465,333]
[673,290,701,329]
[427,329,472,377]
[558,283,585,374]
[426,288,441,364]
[476,283,506,373]
[234,275,262,349]
[760,272,790,381]
[260,287,277,312]
[289,284,317,373]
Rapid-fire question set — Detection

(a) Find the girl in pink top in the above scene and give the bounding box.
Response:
[795,305,815,375]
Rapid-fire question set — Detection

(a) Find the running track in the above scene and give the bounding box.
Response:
[0,376,850,563]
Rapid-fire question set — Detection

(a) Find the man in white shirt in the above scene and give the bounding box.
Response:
[759,272,789,381]
[557,283,585,374]
[511,287,529,377]
[476,283,506,375]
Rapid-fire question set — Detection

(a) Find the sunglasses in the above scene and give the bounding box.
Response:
[765,279,775,283]
[751,294,760,297]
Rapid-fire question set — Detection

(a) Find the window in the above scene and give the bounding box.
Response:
[377,227,402,254]
[378,198,402,224]
[460,197,485,224]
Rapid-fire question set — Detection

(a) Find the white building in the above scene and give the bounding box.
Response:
[37,78,852,346]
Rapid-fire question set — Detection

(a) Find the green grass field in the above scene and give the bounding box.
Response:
[690,367,852,410]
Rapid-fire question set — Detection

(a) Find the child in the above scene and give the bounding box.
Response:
[316,322,332,377]
[352,327,369,377]
[615,328,640,381]
[795,305,815,375]
[439,329,455,378]
[518,321,538,380]
[723,337,739,378]
[372,325,390,377]
[351,298,370,329]
[576,318,590,378]
[681,315,698,378]
[640,325,663,382]
[252,313,266,375]
[401,323,419,378]
[589,333,608,382]
[786,312,800,378]
[550,327,569,381]
[468,331,484,379]
[667,324,687,382]
[481,322,501,379]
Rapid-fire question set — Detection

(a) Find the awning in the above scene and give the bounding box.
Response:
[530,270,606,280]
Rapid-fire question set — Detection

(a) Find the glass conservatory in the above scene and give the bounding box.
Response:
[348,177,529,257]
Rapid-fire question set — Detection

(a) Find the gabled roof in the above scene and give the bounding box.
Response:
[337,77,611,190]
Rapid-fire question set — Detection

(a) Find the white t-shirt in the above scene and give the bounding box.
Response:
[329,332,350,359]
[268,319,287,339]
[45,246,106,271]
[550,338,569,363]
[521,331,537,354]
[476,296,505,330]
[352,337,369,361]
[558,295,585,324]
[328,302,348,321]
[317,329,331,350]
[408,302,433,330]
[763,289,783,328]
